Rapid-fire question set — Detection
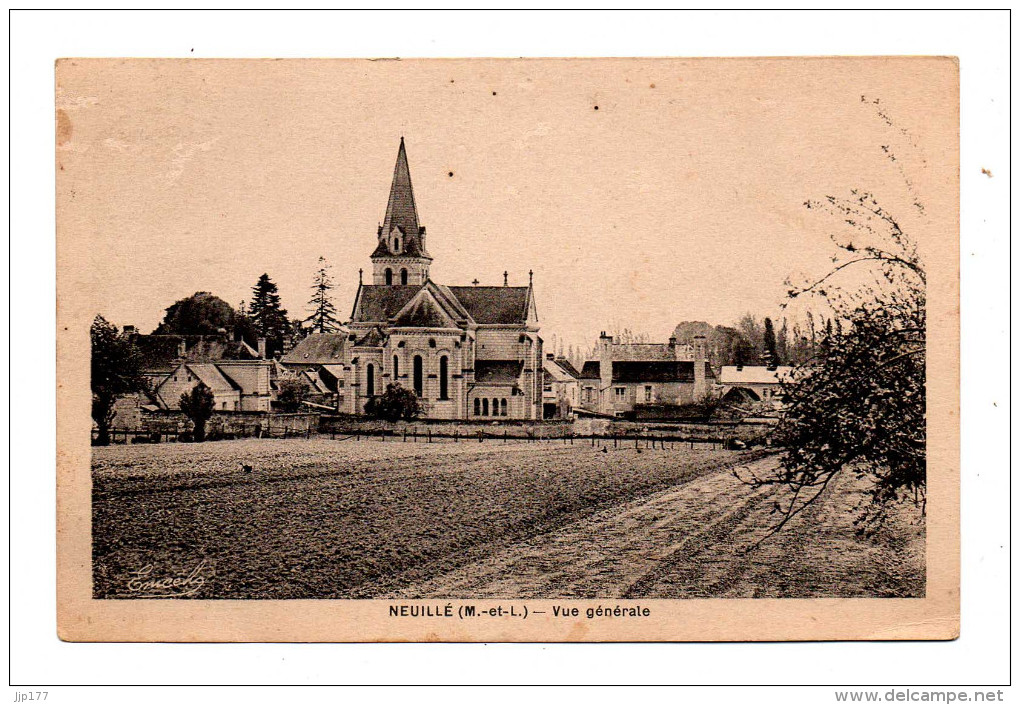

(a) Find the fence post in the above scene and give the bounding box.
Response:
[428,428,432,444]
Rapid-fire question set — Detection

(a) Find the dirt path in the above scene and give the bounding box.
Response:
[384,456,780,598]
[384,456,925,599]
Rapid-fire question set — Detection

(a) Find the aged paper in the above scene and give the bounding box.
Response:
[57,57,959,642]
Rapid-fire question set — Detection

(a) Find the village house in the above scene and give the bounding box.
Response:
[129,331,274,412]
[542,353,581,419]
[339,138,544,420]
[278,332,349,405]
[578,332,713,417]
[717,365,796,405]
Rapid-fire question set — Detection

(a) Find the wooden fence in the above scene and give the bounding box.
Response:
[328,426,746,450]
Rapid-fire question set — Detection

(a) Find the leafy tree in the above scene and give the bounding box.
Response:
[154,291,255,344]
[247,274,290,357]
[91,315,146,445]
[364,383,423,421]
[305,256,341,334]
[742,189,926,538]
[276,377,309,413]
[179,382,216,442]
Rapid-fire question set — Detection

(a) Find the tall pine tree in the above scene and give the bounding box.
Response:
[247,273,289,357]
[305,256,341,334]
[763,317,779,369]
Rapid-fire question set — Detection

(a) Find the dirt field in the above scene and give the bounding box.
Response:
[91,437,924,599]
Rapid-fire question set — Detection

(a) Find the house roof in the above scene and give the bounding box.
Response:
[446,286,530,325]
[610,343,677,361]
[319,364,345,380]
[134,334,260,374]
[554,358,582,378]
[612,361,716,384]
[577,360,715,383]
[579,361,601,379]
[185,363,240,393]
[300,369,332,395]
[718,366,795,385]
[280,333,347,364]
[474,360,524,385]
[544,356,581,381]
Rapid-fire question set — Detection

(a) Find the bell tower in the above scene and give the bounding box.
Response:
[371,137,433,286]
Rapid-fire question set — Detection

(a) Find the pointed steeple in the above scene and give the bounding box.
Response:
[371,138,433,286]
[380,137,428,255]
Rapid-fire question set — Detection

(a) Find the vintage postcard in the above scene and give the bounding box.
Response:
[56,57,959,642]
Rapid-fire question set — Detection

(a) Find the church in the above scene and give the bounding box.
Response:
[337,138,544,420]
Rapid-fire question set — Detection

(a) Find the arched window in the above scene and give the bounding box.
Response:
[384,268,392,285]
[500,399,507,416]
[393,237,400,252]
[366,364,375,397]
[474,398,481,416]
[393,355,399,381]
[413,355,423,397]
[439,356,449,400]
[482,398,489,416]
[400,268,408,285]
[491,398,499,416]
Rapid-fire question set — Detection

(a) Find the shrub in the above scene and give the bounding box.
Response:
[364,383,424,422]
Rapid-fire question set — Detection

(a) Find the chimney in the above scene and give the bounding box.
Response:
[257,337,267,359]
[546,352,555,360]
[668,335,680,360]
[122,324,136,336]
[177,339,187,358]
[693,335,707,400]
[599,332,614,414]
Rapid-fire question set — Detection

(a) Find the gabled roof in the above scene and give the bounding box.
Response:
[300,369,332,395]
[185,363,240,393]
[351,285,423,323]
[474,360,524,385]
[392,289,459,328]
[280,333,347,364]
[446,286,531,325]
[552,357,582,379]
[134,334,260,374]
[718,366,795,385]
[319,364,345,380]
[544,356,581,381]
[355,326,387,347]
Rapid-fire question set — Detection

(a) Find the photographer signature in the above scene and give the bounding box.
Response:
[121,560,210,598]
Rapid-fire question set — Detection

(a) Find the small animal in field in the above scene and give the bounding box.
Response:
[600,446,608,454]
[240,462,254,474]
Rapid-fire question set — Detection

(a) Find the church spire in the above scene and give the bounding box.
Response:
[371,138,433,286]
[381,136,422,242]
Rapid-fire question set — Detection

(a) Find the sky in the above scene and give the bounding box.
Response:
[56,58,956,354]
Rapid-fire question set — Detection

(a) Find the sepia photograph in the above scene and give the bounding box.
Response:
[55,55,959,642]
